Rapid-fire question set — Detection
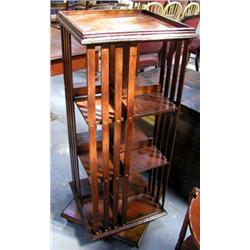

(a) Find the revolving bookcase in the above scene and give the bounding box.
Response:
[58,9,196,246]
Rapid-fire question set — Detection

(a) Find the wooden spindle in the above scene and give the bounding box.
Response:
[176,39,190,106]
[87,45,99,233]
[113,45,123,226]
[61,26,81,198]
[164,40,176,98]
[101,46,110,230]
[170,40,182,102]
[159,41,168,92]
[122,44,137,225]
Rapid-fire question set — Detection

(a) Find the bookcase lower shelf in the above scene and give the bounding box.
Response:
[61,198,150,247]
[62,177,167,241]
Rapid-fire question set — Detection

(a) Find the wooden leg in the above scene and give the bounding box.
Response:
[87,45,100,234]
[175,209,189,250]
[113,45,123,226]
[195,47,200,72]
[101,46,110,230]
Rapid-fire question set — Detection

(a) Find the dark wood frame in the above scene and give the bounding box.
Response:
[58,9,196,242]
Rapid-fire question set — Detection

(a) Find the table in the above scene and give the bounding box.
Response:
[50,26,98,76]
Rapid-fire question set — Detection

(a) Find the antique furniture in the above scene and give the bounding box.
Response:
[132,0,168,9]
[58,9,196,245]
[145,2,164,15]
[182,2,199,19]
[50,26,99,76]
[138,41,163,71]
[175,187,200,250]
[163,1,183,21]
[181,15,200,71]
[189,38,199,71]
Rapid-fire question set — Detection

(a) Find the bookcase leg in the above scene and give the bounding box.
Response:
[87,45,100,234]
[61,26,81,198]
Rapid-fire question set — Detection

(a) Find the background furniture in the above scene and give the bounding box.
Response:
[58,8,196,245]
[163,1,183,21]
[181,15,200,71]
[145,2,164,14]
[138,41,163,71]
[50,26,99,76]
[182,2,199,19]
[175,187,200,250]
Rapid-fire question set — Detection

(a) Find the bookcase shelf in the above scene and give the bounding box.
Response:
[122,92,178,118]
[121,145,168,174]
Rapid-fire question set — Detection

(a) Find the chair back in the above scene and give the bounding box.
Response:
[182,2,200,19]
[133,1,148,9]
[118,0,132,9]
[163,2,182,21]
[145,2,164,15]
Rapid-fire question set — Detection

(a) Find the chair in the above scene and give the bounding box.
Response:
[177,0,189,8]
[189,39,200,71]
[138,41,163,71]
[175,187,200,250]
[181,15,200,71]
[182,2,199,19]
[163,2,183,21]
[145,2,164,15]
[181,14,200,29]
[132,1,148,10]
[117,0,132,9]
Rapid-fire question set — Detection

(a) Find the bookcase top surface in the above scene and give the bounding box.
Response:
[58,10,196,45]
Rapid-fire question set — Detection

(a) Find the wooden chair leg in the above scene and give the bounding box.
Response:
[186,52,191,66]
[175,209,189,250]
[175,188,200,250]
[195,47,200,72]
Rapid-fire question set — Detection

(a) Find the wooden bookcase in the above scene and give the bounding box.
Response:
[58,9,196,245]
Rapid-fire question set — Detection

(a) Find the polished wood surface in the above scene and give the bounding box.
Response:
[189,193,200,248]
[58,10,196,44]
[50,26,99,76]
[51,27,86,60]
[175,188,200,250]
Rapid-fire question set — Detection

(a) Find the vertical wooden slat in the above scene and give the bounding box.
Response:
[155,166,163,202]
[164,40,176,98]
[156,41,176,157]
[122,44,138,225]
[101,46,110,230]
[149,41,168,198]
[151,168,157,197]
[147,170,152,194]
[123,44,129,91]
[159,41,168,92]
[87,45,99,234]
[164,40,191,162]
[61,26,81,197]
[113,45,123,226]
[176,39,190,106]
[161,39,191,208]
[170,40,182,102]
[109,44,115,87]
[150,40,168,195]
[161,163,169,208]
